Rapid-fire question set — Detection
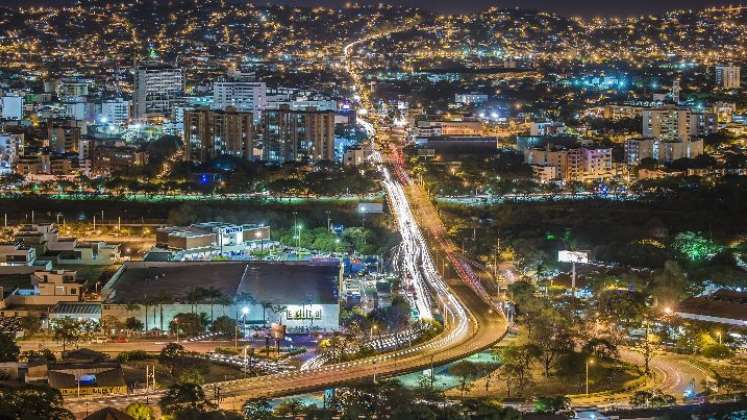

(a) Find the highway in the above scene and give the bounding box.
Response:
[64,28,506,415]
[65,124,507,413]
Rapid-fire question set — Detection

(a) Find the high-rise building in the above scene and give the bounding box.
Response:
[183,107,254,163]
[624,137,704,165]
[642,105,697,141]
[48,120,81,154]
[524,145,613,183]
[133,62,184,120]
[262,105,335,163]
[671,77,681,103]
[715,64,741,90]
[98,98,130,125]
[212,78,267,118]
[58,77,91,98]
[0,133,24,175]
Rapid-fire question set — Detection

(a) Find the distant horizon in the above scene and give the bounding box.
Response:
[10,0,747,17]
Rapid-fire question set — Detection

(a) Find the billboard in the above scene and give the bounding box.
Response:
[558,250,589,264]
[358,203,384,214]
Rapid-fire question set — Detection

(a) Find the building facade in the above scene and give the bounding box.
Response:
[715,64,741,90]
[183,107,254,163]
[262,105,335,163]
[624,137,704,165]
[212,79,267,118]
[642,106,696,141]
[133,62,184,120]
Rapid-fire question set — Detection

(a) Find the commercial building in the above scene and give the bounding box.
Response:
[133,62,184,120]
[212,78,267,118]
[97,98,130,125]
[413,120,482,138]
[102,261,342,333]
[624,137,704,165]
[262,105,335,163]
[454,93,489,105]
[154,223,270,259]
[676,289,747,328]
[715,64,741,90]
[183,106,254,163]
[343,146,371,167]
[1,96,24,120]
[48,362,127,397]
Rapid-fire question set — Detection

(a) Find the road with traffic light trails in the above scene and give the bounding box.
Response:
[64,29,506,416]
[64,127,507,413]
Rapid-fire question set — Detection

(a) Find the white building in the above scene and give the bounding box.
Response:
[642,105,697,141]
[0,133,23,175]
[102,261,342,333]
[715,64,741,90]
[1,96,24,120]
[133,62,184,120]
[212,79,267,118]
[454,93,489,105]
[98,98,130,125]
[624,137,704,165]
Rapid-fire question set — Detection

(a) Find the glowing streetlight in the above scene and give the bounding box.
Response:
[586,357,595,395]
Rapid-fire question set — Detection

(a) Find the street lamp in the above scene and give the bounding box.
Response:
[585,357,595,395]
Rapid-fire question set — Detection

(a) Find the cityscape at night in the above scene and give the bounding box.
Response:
[0,1,747,419]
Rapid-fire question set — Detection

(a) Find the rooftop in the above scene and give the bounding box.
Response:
[106,261,340,305]
[677,289,747,325]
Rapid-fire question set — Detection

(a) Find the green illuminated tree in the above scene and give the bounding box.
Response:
[672,231,723,264]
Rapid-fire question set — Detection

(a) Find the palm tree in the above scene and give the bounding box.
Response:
[155,292,174,333]
[202,287,224,322]
[186,288,203,314]
[261,301,273,325]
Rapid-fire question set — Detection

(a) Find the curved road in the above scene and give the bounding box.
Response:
[65,26,505,415]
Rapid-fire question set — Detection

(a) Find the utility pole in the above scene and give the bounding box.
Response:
[571,260,576,298]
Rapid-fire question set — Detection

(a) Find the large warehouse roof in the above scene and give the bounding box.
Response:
[105,261,340,305]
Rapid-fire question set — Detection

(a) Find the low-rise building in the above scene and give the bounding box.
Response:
[48,362,127,397]
[93,145,148,173]
[58,242,120,266]
[4,270,82,306]
[676,289,747,328]
[0,241,36,266]
[101,261,342,333]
